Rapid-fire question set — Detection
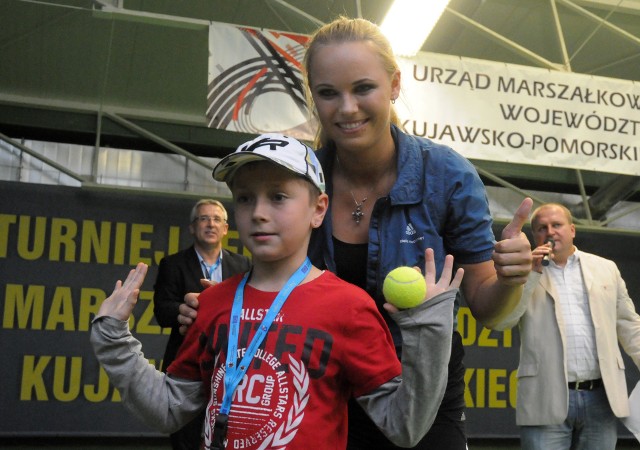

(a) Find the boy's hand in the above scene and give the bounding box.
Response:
[383,249,464,314]
[178,294,200,335]
[200,278,217,289]
[97,262,148,321]
[177,279,214,335]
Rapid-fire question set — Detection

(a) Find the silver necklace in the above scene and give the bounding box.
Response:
[336,155,368,225]
[349,191,367,224]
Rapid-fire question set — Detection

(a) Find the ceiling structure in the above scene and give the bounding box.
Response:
[1,0,639,226]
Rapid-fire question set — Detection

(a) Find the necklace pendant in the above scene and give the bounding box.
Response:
[352,200,365,224]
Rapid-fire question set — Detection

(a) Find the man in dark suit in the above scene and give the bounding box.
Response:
[153,198,251,450]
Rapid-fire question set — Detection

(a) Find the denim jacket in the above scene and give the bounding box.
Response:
[308,125,495,346]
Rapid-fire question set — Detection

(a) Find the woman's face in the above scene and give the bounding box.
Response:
[308,40,400,153]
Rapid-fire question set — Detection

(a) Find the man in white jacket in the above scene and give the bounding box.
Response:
[493,202,640,450]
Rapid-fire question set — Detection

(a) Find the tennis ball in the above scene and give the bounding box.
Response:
[383,266,427,309]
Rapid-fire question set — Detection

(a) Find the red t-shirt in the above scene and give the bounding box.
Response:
[168,270,401,450]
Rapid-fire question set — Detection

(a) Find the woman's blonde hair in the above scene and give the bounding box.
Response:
[303,16,401,148]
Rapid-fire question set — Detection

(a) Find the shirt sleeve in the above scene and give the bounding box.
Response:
[90,316,205,432]
[342,295,402,398]
[355,289,456,447]
[166,316,207,380]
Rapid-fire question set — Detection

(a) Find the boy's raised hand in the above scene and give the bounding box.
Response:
[97,262,148,321]
[383,249,464,314]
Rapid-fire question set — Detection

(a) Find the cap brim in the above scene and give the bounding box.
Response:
[212,152,273,184]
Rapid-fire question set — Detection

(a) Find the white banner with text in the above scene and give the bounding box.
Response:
[396,53,640,175]
[208,22,640,175]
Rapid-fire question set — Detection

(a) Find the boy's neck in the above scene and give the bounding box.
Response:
[249,257,320,292]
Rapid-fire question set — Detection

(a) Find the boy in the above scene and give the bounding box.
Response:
[90,133,463,450]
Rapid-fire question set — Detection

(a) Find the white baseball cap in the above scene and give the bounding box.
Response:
[212,133,325,193]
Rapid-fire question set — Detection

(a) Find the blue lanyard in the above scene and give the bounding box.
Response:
[202,254,222,281]
[220,257,311,416]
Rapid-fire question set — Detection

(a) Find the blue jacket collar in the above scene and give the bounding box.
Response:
[316,125,425,206]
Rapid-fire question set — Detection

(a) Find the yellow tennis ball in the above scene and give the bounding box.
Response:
[383,266,427,309]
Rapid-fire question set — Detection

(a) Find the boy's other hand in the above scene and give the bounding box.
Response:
[178,294,200,335]
[200,278,217,289]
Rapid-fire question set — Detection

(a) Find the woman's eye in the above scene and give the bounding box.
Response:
[317,88,336,98]
[355,84,374,93]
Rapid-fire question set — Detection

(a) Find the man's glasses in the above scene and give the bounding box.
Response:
[194,215,226,224]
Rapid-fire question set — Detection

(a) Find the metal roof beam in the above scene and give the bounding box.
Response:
[550,0,573,70]
[266,0,325,27]
[92,2,209,30]
[573,0,640,14]
[444,7,566,71]
[571,175,640,220]
[557,0,640,47]
[0,131,89,184]
[103,111,217,171]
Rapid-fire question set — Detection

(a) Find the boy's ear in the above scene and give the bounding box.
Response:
[312,193,329,228]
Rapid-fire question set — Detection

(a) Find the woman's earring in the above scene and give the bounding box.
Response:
[391,98,396,104]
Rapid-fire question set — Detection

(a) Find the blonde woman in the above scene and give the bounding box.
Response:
[304,17,533,450]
